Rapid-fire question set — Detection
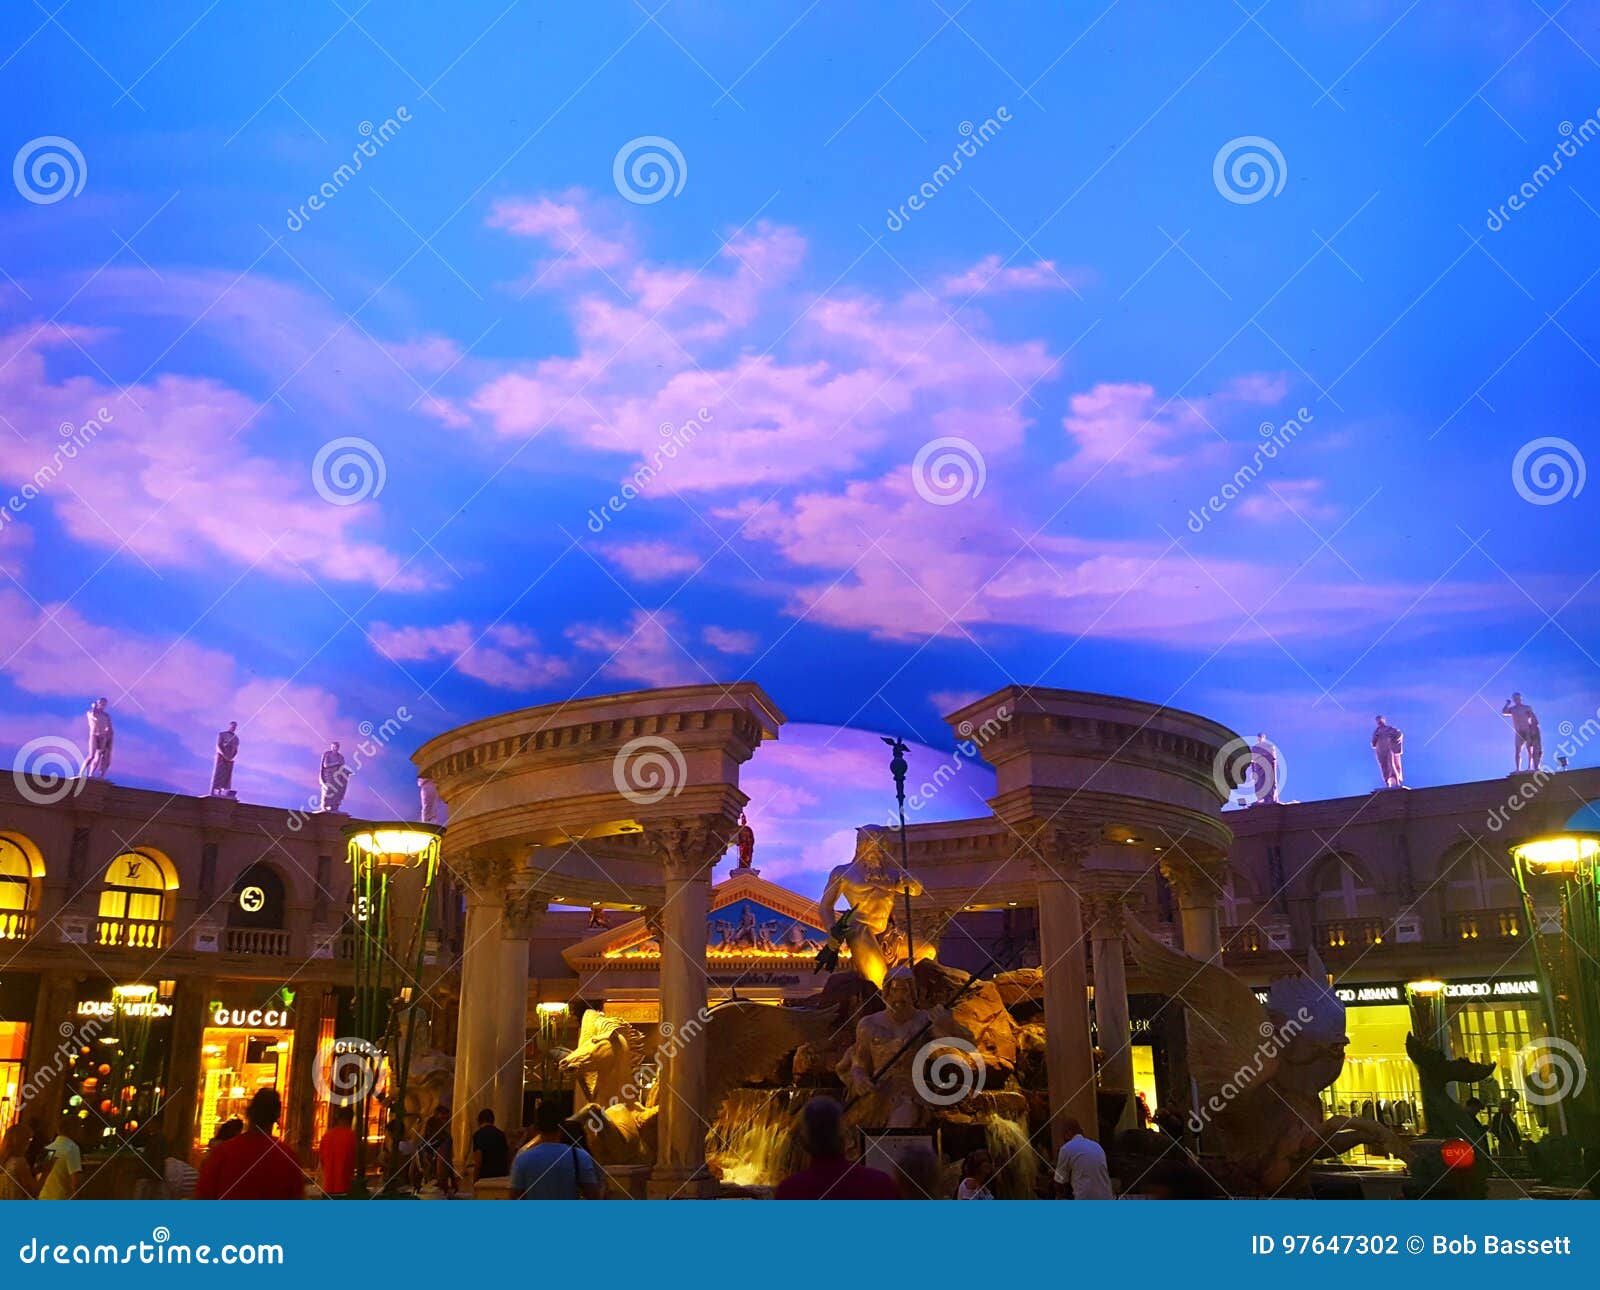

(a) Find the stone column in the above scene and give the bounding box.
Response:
[1161,850,1227,961]
[164,976,213,1160]
[287,988,325,1162]
[1081,877,1135,1132]
[491,891,541,1134]
[1027,825,1099,1153]
[450,858,509,1168]
[645,816,730,1199]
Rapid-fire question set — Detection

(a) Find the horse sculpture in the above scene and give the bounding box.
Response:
[1125,916,1406,1195]
[563,1001,837,1173]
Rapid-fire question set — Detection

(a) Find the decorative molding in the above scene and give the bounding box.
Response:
[644,816,734,880]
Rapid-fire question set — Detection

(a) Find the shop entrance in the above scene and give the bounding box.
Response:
[0,1021,27,1136]
[196,1007,294,1148]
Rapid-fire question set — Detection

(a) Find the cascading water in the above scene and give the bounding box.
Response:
[708,1087,809,1187]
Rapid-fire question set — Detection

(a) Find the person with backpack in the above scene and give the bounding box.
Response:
[509,1102,603,1199]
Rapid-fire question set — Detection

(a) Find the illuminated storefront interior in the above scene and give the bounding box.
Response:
[67,983,172,1144]
[0,1021,26,1136]
[196,1003,295,1147]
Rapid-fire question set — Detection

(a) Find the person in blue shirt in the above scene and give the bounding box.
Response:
[510,1102,604,1200]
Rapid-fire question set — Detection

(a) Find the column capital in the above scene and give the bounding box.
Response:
[643,816,734,881]
[451,852,516,898]
[1076,871,1134,934]
[502,890,547,939]
[1016,820,1101,880]
[1158,847,1229,910]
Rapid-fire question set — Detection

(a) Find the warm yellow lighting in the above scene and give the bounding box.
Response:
[535,1002,569,1014]
[112,983,156,1000]
[1509,833,1600,877]
[1407,979,1446,997]
[345,822,443,866]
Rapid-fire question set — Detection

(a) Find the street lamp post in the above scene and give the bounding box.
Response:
[343,822,444,1199]
[1509,832,1600,1152]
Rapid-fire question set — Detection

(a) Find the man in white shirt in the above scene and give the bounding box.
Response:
[1053,1117,1113,1199]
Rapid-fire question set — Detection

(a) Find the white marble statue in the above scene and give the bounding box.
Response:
[839,966,968,1128]
[80,698,113,779]
[210,721,239,797]
[818,827,934,988]
[1248,733,1280,804]
[318,741,349,812]
[1372,715,1405,789]
[1501,693,1542,773]
[418,775,441,824]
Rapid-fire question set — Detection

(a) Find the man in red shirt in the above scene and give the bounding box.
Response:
[196,1089,305,1200]
[775,1097,898,1200]
[317,1105,358,1197]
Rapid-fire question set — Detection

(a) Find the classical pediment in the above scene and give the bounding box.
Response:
[561,869,836,970]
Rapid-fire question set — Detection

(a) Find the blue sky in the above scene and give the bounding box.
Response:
[2,1,1598,892]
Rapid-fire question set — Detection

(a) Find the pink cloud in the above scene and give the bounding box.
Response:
[487,189,632,278]
[471,198,1058,492]
[1235,478,1338,523]
[702,625,758,654]
[733,471,1515,649]
[565,609,713,687]
[0,323,426,589]
[601,541,703,581]
[941,255,1089,296]
[369,620,570,689]
[1060,374,1292,475]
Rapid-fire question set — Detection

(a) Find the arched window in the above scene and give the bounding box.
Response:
[226,862,287,939]
[0,836,39,939]
[1313,854,1379,920]
[1440,842,1522,941]
[97,850,176,948]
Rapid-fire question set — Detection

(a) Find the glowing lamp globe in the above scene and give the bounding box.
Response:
[345,822,444,867]
[1509,833,1600,878]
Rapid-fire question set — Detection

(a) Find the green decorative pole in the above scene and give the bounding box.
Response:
[882,735,917,1006]
[344,823,443,1200]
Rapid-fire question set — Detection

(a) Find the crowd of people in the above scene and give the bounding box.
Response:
[1,1088,1170,1200]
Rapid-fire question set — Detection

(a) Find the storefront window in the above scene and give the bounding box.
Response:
[195,1001,295,1150]
[1323,1002,1422,1138]
[66,985,172,1145]
[0,1022,27,1136]
[1451,1001,1548,1141]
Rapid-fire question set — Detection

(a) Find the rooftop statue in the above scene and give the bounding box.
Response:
[210,721,239,798]
[817,827,934,988]
[318,741,348,812]
[729,812,755,871]
[1501,693,1543,774]
[1372,715,1405,789]
[1125,916,1405,1195]
[81,697,113,779]
[1248,733,1280,804]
